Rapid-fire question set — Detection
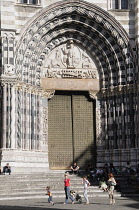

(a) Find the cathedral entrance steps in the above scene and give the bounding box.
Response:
[0,172,121,200]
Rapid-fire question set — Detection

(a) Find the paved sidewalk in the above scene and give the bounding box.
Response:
[0,197,138,210]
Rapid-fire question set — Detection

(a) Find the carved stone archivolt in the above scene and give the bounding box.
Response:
[15,1,134,89]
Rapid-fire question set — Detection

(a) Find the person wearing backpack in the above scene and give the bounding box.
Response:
[107,173,116,205]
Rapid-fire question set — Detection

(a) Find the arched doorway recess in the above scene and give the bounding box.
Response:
[13,0,136,171]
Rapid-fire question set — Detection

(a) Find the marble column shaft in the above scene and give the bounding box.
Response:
[2,84,7,148]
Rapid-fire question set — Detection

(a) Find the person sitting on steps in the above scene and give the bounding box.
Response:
[3,163,11,175]
[71,162,79,175]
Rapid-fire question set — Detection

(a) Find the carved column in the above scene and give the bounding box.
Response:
[1,68,17,149]
[11,86,16,149]
[96,101,102,148]
[40,90,55,151]
[7,84,11,148]
[89,90,102,148]
[2,84,7,148]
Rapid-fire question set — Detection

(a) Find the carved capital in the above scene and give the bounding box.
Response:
[0,77,17,86]
[15,82,24,91]
[89,90,98,99]
[41,90,55,99]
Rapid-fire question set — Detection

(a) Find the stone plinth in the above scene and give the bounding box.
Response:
[1,149,49,173]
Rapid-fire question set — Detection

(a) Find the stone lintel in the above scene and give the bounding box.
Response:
[41,78,100,91]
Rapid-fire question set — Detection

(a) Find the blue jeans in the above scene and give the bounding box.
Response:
[84,188,89,203]
[64,186,74,204]
[48,196,53,203]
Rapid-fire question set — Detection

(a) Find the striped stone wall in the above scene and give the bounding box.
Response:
[0,0,139,172]
[135,0,139,156]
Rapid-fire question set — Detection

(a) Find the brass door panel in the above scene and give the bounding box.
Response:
[48,94,73,169]
[48,91,95,169]
[72,94,95,168]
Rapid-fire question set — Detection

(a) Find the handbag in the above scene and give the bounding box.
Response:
[110,181,116,186]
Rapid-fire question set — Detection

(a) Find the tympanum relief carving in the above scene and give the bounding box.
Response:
[43,40,98,79]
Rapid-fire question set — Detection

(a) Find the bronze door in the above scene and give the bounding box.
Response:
[48,91,95,169]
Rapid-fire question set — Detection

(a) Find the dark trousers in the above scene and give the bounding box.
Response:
[3,167,11,174]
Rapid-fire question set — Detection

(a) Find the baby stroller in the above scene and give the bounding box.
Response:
[70,189,82,204]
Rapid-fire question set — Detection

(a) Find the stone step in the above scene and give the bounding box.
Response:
[0,172,138,200]
[0,189,121,199]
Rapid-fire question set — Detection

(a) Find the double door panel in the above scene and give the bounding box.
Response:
[48,91,95,169]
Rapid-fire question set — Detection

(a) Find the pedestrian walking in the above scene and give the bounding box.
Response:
[46,186,54,205]
[82,176,90,204]
[107,173,116,205]
[63,173,74,204]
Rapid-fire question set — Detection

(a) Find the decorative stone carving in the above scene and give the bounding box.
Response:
[96,107,102,145]
[42,106,48,146]
[41,90,55,99]
[61,40,80,69]
[42,40,98,79]
[4,64,15,76]
[89,91,98,99]
[46,68,97,79]
[82,52,92,69]
[42,107,48,134]
[14,82,55,98]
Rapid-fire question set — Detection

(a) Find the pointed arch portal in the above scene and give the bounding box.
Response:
[10,0,136,171]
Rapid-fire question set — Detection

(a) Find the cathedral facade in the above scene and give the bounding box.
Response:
[0,0,139,172]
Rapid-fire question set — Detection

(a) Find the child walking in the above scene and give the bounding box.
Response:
[107,173,116,205]
[82,176,90,204]
[46,186,54,205]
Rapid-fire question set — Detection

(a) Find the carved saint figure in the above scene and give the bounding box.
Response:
[62,40,76,68]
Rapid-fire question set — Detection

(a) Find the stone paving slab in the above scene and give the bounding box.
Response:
[0,197,138,210]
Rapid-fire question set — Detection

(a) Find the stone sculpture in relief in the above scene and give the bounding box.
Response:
[61,40,79,69]
[43,40,98,79]
[4,64,15,76]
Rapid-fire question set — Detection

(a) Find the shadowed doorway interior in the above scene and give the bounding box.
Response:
[48,91,96,170]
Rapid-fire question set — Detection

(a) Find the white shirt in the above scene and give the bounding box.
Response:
[83,179,90,189]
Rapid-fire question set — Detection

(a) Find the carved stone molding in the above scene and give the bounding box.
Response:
[42,107,48,133]
[101,84,137,96]
[0,76,17,86]
[96,108,102,145]
[89,90,98,100]
[15,0,134,92]
[14,81,55,98]
[41,90,55,99]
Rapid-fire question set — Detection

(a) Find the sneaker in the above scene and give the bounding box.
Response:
[109,200,112,205]
[112,199,115,204]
